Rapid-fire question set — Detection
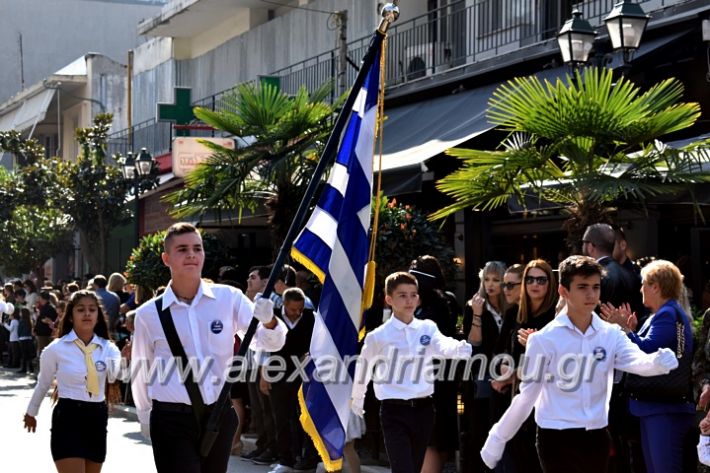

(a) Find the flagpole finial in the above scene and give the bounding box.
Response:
[378,1,400,34]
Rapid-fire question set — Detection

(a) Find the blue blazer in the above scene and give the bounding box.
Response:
[628,299,695,416]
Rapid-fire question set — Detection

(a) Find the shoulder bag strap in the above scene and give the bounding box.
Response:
[672,305,685,359]
[155,296,206,434]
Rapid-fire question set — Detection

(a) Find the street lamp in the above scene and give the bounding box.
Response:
[605,0,649,64]
[117,147,155,246]
[557,10,597,67]
[120,151,136,180]
[136,148,154,177]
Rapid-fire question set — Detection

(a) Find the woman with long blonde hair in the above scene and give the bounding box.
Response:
[464,260,509,473]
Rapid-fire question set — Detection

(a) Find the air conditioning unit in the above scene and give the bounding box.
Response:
[404,43,450,82]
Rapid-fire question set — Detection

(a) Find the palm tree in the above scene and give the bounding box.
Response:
[432,67,710,251]
[163,81,339,249]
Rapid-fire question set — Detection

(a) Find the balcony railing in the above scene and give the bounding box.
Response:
[107,118,173,158]
[111,0,671,157]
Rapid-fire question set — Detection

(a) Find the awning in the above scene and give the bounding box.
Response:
[608,30,691,69]
[380,82,498,172]
[12,88,55,133]
[0,108,17,132]
[378,67,567,194]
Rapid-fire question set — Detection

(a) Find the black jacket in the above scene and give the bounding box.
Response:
[599,256,636,308]
[35,304,57,337]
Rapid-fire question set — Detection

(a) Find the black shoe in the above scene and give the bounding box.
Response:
[241,449,263,461]
[252,450,277,465]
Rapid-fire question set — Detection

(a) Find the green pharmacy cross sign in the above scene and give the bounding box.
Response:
[157,87,196,137]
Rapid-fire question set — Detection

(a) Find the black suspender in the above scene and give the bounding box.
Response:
[154,296,207,439]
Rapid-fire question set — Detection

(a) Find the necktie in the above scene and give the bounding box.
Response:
[74,339,100,396]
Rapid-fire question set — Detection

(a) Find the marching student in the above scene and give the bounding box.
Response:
[351,271,473,473]
[130,222,287,473]
[23,290,122,473]
[480,256,680,473]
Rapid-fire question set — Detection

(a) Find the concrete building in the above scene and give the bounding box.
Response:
[0,0,165,105]
[0,53,129,163]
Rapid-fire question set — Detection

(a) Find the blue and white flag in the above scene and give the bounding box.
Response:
[291,47,381,471]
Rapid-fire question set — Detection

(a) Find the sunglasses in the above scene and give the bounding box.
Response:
[525,276,549,285]
[501,282,522,290]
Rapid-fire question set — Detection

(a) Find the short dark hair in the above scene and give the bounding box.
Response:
[283,287,306,304]
[249,265,271,280]
[385,271,418,296]
[612,224,627,242]
[218,266,239,282]
[39,291,51,302]
[583,223,615,254]
[276,264,297,287]
[14,288,26,298]
[93,275,108,288]
[559,255,606,289]
[66,282,80,293]
[24,279,37,293]
[163,222,201,251]
[409,255,446,289]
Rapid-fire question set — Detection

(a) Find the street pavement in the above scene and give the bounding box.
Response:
[0,367,389,473]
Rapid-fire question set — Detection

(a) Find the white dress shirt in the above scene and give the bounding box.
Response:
[26,330,121,416]
[481,313,676,469]
[352,315,472,406]
[131,281,287,425]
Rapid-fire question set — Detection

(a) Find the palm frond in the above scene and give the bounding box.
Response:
[434,68,706,222]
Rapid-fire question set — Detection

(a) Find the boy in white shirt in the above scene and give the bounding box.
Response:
[350,271,472,473]
[481,255,679,473]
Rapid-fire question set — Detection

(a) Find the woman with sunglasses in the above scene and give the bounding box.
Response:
[515,260,558,353]
[464,260,510,472]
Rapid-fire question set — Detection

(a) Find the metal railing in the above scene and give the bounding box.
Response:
[271,50,337,99]
[110,0,670,154]
[107,118,172,157]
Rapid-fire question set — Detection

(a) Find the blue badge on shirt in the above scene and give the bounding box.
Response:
[420,335,431,346]
[210,320,224,334]
[95,361,107,372]
[593,347,607,361]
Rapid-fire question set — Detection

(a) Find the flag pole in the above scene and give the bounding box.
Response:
[200,2,399,456]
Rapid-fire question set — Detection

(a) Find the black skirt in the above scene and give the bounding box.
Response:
[51,398,109,463]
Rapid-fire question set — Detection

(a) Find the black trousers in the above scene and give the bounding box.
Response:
[8,340,20,367]
[380,400,435,473]
[150,401,238,473]
[18,338,34,373]
[247,375,276,453]
[536,427,610,473]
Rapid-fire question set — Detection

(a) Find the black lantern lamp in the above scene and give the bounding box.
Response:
[557,10,597,67]
[136,147,154,177]
[605,0,649,63]
[120,151,136,180]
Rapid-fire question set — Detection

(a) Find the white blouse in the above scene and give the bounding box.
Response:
[26,330,122,416]
[3,319,19,342]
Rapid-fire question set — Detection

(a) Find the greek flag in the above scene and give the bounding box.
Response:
[291,48,381,471]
